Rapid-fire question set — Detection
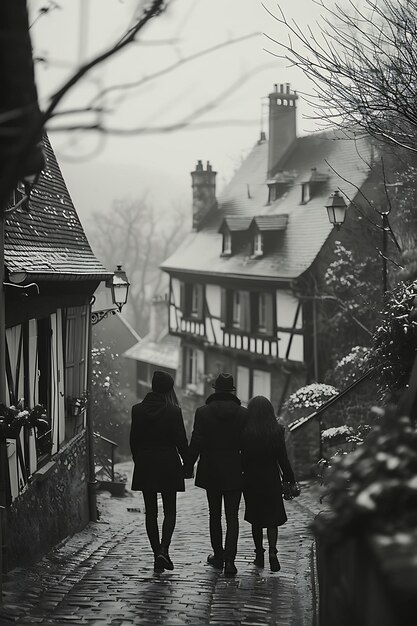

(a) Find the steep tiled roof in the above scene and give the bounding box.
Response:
[219,216,252,232]
[161,129,371,281]
[4,135,110,280]
[252,215,288,231]
[123,332,180,371]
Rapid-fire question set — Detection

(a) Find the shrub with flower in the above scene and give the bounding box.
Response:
[313,406,417,541]
[284,383,339,413]
[329,346,370,388]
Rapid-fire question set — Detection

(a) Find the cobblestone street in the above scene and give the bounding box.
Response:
[1,466,322,626]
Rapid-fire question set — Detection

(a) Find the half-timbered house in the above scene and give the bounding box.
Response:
[2,135,111,566]
[161,83,373,419]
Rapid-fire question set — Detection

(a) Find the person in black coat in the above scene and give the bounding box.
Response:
[241,395,299,572]
[130,371,188,572]
[185,373,248,578]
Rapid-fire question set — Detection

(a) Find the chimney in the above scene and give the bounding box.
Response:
[149,294,168,341]
[191,159,217,230]
[267,83,298,177]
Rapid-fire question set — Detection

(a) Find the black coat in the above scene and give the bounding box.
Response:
[242,424,295,527]
[130,392,188,492]
[187,392,248,491]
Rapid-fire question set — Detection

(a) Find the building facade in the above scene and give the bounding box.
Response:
[161,84,372,421]
[2,135,110,567]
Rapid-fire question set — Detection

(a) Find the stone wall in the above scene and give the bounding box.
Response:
[7,432,89,569]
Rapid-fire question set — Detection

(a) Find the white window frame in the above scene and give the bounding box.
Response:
[258,293,267,331]
[254,232,263,256]
[232,291,241,328]
[223,231,232,255]
[191,284,201,317]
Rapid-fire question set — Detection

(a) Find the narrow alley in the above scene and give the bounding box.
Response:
[0,472,321,626]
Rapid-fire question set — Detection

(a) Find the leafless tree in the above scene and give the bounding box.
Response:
[265,0,417,153]
[88,196,187,335]
[264,0,417,279]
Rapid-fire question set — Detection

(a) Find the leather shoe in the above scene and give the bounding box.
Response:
[224,561,237,577]
[207,554,224,569]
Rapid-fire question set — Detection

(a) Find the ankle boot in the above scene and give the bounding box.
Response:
[155,548,174,571]
[253,548,265,568]
[269,549,280,572]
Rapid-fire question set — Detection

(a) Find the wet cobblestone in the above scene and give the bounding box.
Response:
[1,471,323,625]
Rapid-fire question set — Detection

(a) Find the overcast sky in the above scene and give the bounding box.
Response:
[30,0,331,226]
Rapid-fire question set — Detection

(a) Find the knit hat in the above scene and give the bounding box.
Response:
[152,370,174,394]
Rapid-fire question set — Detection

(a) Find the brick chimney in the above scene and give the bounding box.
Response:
[268,83,298,178]
[191,160,217,230]
[149,294,168,341]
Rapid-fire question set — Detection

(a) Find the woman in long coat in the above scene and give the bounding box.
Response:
[130,370,188,572]
[241,395,299,572]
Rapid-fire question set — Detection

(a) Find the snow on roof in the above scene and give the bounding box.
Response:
[123,332,180,371]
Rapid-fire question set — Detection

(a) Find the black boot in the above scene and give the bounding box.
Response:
[224,561,237,577]
[155,549,174,571]
[207,554,224,569]
[253,548,265,568]
[269,548,281,572]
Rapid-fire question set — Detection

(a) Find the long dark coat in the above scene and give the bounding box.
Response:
[130,392,188,492]
[242,424,295,527]
[187,392,248,491]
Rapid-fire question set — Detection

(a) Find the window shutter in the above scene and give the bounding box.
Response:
[265,293,274,335]
[250,292,258,331]
[241,291,251,332]
[220,288,227,325]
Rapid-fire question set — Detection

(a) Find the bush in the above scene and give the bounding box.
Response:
[327,346,370,388]
[314,406,417,540]
[284,383,339,413]
[368,281,417,400]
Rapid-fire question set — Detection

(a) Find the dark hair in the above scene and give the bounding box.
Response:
[242,395,283,451]
[165,388,179,407]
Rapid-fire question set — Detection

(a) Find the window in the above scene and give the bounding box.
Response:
[222,231,232,255]
[257,292,273,335]
[221,289,251,332]
[236,365,250,405]
[180,282,204,319]
[301,182,310,204]
[65,306,89,403]
[191,284,203,318]
[184,347,205,394]
[258,293,267,331]
[253,232,263,256]
[253,369,271,398]
[232,291,241,328]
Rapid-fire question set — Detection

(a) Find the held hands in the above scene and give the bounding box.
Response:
[282,481,301,500]
[183,465,194,480]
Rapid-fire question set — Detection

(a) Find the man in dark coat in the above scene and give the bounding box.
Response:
[130,371,188,571]
[185,373,247,577]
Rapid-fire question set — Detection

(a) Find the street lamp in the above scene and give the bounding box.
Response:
[325,191,388,298]
[110,265,130,313]
[325,190,348,230]
[91,265,130,325]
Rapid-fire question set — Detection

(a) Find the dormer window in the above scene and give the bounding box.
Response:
[222,231,232,255]
[253,232,263,257]
[301,168,329,204]
[301,182,311,204]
